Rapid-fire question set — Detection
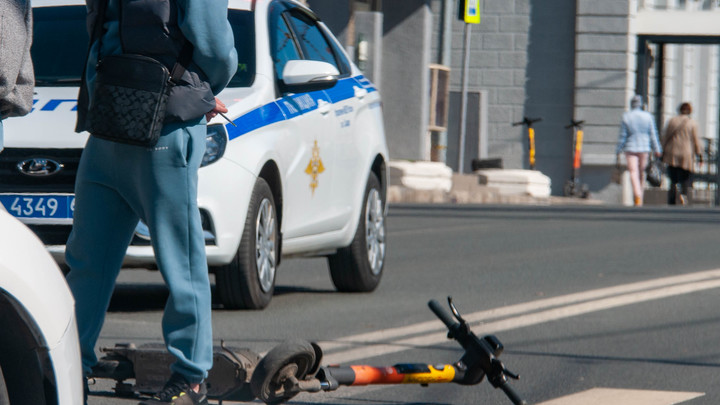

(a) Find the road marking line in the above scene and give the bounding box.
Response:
[322,269,720,364]
[321,268,720,352]
[535,388,704,405]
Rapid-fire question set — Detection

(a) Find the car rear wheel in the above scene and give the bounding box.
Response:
[328,172,385,292]
[215,178,278,310]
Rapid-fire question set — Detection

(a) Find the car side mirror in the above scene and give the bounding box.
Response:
[281,60,340,93]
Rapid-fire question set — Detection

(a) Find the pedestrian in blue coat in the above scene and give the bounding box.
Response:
[65,0,237,404]
[616,95,662,206]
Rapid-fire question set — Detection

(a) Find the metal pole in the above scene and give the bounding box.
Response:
[458,23,472,174]
[436,0,454,164]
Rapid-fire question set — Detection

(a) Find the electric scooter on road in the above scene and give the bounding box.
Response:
[90,298,526,404]
[563,119,589,198]
[250,297,527,405]
[513,117,542,170]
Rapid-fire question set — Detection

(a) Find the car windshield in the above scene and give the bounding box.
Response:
[32,6,88,86]
[31,7,255,88]
[227,9,256,87]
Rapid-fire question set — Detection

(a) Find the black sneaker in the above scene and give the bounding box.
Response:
[138,373,208,405]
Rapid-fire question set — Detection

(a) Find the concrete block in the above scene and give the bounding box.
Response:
[514,0,530,14]
[576,52,630,70]
[475,169,552,198]
[575,89,628,107]
[387,186,450,204]
[452,50,499,68]
[389,160,453,192]
[577,34,629,52]
[488,105,513,123]
[574,106,627,125]
[497,87,526,104]
[514,34,528,51]
[576,16,630,34]
[575,70,629,89]
[579,125,624,143]
[577,0,631,16]
[482,33,514,50]
[482,70,515,86]
[484,0,514,14]
[499,16,530,33]
[499,52,528,68]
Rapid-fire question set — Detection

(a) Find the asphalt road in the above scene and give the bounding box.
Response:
[88,203,720,405]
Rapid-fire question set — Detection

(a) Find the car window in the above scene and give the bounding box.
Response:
[286,11,349,76]
[32,6,88,86]
[269,5,302,81]
[227,9,256,87]
[320,23,352,76]
[31,6,255,88]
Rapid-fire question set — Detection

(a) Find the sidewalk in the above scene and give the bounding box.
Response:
[387,161,604,206]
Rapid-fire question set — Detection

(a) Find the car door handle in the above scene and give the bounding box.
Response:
[354,86,368,100]
[317,99,331,115]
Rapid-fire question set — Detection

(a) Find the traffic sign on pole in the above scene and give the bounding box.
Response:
[458,0,481,24]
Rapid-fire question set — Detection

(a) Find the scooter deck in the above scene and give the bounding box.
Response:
[89,342,261,402]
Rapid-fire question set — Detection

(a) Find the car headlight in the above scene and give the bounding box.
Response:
[202,124,228,167]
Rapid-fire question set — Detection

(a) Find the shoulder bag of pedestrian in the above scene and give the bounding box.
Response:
[84,0,192,147]
[646,156,664,187]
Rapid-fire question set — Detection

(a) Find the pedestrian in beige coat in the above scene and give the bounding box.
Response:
[661,102,703,205]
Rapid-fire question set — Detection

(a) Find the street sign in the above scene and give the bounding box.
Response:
[459,0,481,24]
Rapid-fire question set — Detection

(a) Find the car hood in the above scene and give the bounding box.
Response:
[3,85,266,149]
[208,84,271,127]
[3,87,88,149]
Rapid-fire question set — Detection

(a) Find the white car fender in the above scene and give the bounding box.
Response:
[0,211,75,347]
[197,157,257,265]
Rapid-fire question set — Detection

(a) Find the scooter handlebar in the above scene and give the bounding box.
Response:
[500,382,528,405]
[428,299,457,329]
[429,299,529,405]
[512,117,543,127]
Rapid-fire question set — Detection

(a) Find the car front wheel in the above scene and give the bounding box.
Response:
[328,172,386,292]
[215,178,278,310]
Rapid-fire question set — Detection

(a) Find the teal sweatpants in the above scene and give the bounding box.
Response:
[65,119,212,383]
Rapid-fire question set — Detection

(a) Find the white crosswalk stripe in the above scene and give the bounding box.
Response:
[536,388,704,405]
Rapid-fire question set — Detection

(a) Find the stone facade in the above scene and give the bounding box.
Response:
[310,0,720,203]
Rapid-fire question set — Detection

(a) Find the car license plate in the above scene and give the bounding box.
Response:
[0,194,75,219]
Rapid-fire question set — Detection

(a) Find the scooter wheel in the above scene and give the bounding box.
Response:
[250,339,316,404]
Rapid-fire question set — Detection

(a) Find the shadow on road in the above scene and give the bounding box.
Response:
[107,284,335,312]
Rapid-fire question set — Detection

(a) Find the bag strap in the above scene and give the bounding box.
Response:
[93,0,109,59]
[169,41,193,84]
[74,0,109,132]
[95,0,193,84]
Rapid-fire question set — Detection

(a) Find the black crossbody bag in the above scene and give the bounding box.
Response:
[86,0,191,147]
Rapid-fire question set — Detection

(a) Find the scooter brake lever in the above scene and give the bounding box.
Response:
[503,366,520,381]
[447,297,467,324]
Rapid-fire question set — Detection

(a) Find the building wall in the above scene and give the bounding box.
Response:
[311,0,720,202]
[430,0,577,193]
[381,1,433,161]
[573,0,635,202]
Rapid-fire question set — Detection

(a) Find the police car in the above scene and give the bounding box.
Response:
[1,0,389,309]
[0,208,84,405]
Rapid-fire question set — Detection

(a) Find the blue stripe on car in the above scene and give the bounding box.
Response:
[225,75,376,140]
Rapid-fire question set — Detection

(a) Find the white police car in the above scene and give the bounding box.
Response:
[0,0,389,309]
[0,207,84,404]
